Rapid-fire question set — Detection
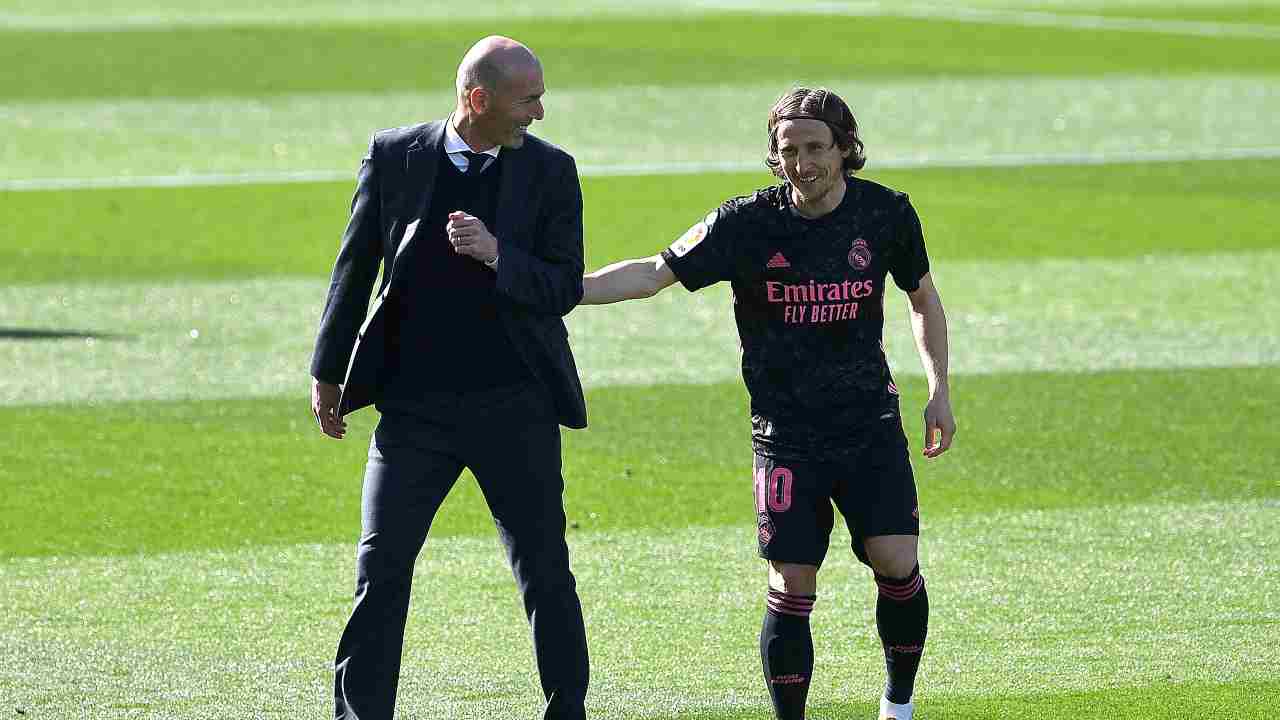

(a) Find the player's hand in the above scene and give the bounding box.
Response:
[447,211,499,265]
[921,393,955,458]
[312,378,347,440]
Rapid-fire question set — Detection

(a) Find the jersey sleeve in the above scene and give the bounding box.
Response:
[660,204,739,292]
[888,197,930,292]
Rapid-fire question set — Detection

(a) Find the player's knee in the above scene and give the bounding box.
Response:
[864,535,918,579]
[869,555,917,580]
[768,561,818,595]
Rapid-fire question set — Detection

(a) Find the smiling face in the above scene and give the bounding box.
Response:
[476,62,545,149]
[454,38,546,151]
[773,118,851,217]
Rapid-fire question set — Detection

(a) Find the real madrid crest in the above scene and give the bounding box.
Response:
[848,238,872,270]
[757,513,775,546]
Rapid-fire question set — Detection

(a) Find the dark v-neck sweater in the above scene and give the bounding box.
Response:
[382,147,532,398]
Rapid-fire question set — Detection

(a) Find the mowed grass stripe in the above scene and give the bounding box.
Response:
[0,0,706,27]
[1021,3,1280,26]
[869,3,1280,38]
[14,147,1280,194]
[5,75,1278,183]
[5,14,1280,102]
[4,502,1276,718]
[4,159,1280,286]
[7,0,1280,32]
[574,248,1280,381]
[3,367,1277,558]
[5,0,1280,29]
[1,248,1276,407]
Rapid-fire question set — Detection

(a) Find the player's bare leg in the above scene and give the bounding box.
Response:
[761,561,818,720]
[864,534,926,720]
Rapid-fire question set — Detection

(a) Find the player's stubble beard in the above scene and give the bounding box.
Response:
[790,164,844,215]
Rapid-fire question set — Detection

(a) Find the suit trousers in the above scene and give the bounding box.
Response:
[333,381,589,720]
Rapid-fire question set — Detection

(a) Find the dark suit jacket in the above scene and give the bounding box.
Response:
[310,120,588,429]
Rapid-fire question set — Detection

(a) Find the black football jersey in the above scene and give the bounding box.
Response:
[661,176,930,458]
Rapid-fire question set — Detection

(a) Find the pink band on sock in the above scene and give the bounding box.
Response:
[876,570,925,601]
[766,589,816,617]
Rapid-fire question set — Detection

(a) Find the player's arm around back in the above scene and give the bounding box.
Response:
[581,254,677,305]
[906,272,956,457]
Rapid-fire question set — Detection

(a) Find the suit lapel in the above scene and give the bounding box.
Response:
[391,121,446,279]
[399,122,531,267]
[496,142,530,251]
[405,120,445,220]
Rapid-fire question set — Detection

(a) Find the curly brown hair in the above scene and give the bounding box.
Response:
[765,87,866,178]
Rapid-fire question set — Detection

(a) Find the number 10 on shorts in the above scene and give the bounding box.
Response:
[755,464,793,513]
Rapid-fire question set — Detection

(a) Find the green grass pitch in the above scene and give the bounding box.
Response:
[3,1,1279,718]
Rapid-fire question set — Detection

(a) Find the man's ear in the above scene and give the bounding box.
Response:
[468,87,490,114]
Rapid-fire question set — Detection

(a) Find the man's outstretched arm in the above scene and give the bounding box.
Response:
[581,254,677,305]
[906,272,956,458]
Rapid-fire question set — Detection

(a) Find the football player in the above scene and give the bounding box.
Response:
[580,87,955,720]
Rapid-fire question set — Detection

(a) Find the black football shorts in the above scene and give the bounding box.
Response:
[753,419,919,567]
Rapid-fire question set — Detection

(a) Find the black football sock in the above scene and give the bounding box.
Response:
[760,589,816,720]
[875,565,929,705]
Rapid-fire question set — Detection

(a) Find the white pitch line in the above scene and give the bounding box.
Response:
[4,146,1280,192]
[934,5,1280,40]
[0,169,352,192]
[792,1,1280,40]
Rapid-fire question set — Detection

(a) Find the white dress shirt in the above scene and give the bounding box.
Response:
[444,116,499,174]
[443,116,501,269]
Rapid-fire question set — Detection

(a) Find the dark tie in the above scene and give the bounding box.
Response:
[460,151,489,177]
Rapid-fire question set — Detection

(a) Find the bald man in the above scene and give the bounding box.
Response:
[311,37,590,719]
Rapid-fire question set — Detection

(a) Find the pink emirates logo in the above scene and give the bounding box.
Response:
[766,279,874,303]
[766,278,874,325]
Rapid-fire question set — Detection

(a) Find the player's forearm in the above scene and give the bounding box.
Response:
[910,295,950,398]
[582,256,672,305]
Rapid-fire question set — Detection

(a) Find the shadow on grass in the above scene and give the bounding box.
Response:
[642,702,874,720]
[0,327,131,341]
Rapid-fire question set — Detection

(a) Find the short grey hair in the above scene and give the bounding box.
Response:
[456,55,503,97]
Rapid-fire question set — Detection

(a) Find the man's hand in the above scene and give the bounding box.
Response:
[921,393,956,458]
[447,211,499,265]
[312,378,347,440]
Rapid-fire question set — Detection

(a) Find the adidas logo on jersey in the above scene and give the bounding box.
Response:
[766,252,790,269]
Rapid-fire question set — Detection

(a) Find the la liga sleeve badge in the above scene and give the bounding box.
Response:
[669,220,709,258]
